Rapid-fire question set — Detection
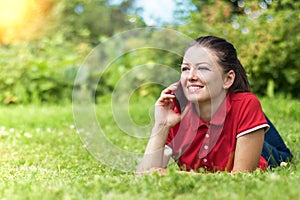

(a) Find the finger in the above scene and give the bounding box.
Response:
[161,94,175,99]
[161,82,180,95]
[157,94,175,103]
[169,82,179,88]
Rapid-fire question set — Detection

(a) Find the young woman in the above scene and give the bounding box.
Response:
[137,36,292,174]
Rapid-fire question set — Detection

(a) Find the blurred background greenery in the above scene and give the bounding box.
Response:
[0,0,299,105]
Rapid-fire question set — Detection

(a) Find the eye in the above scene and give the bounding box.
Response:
[197,66,210,71]
[181,64,190,72]
[181,67,189,72]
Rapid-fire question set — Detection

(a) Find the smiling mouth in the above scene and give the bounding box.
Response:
[188,85,204,89]
[187,85,204,92]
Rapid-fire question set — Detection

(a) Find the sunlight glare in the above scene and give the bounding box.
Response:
[0,0,31,28]
[0,0,50,44]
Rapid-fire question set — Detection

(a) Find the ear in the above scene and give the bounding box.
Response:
[223,70,235,89]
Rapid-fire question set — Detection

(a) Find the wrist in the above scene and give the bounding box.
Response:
[152,123,170,135]
[146,124,170,148]
[153,119,175,130]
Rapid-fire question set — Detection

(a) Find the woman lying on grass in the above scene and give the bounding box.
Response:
[137,36,292,174]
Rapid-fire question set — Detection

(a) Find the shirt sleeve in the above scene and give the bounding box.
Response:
[166,122,179,146]
[236,94,270,138]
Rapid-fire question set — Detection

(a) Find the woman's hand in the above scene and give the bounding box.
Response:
[154,83,190,129]
[136,83,191,173]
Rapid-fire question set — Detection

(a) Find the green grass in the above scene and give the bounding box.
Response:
[0,96,299,200]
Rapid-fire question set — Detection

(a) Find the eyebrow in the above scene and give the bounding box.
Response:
[181,62,212,66]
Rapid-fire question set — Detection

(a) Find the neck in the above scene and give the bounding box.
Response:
[195,93,227,122]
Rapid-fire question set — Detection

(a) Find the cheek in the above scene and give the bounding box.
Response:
[180,72,188,79]
[180,74,188,84]
[205,74,224,89]
[200,73,218,83]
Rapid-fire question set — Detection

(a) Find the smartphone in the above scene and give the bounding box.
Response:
[172,81,188,113]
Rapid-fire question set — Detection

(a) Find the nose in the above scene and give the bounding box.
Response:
[187,68,198,81]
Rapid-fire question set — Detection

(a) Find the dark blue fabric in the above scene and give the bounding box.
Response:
[261,116,293,168]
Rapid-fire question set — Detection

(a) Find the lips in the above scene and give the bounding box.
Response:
[187,85,204,93]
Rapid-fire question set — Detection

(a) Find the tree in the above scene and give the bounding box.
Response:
[53,0,145,43]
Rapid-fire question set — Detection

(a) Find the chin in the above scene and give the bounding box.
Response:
[186,94,204,103]
[187,91,213,103]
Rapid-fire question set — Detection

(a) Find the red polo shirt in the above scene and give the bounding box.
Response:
[166,92,269,172]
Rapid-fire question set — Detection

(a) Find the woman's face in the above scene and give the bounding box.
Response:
[180,45,227,104]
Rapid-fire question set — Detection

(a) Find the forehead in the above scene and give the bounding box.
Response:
[183,46,218,65]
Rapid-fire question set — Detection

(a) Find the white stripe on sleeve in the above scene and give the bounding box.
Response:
[236,124,270,138]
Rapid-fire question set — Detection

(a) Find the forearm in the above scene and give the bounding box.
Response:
[136,125,170,173]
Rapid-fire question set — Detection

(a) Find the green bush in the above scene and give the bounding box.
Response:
[179,0,300,98]
[0,35,90,104]
[1,1,299,104]
[233,8,300,98]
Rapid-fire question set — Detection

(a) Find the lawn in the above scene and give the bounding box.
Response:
[0,96,299,200]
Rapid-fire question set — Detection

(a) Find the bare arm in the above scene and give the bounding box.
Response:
[136,83,190,174]
[136,125,171,173]
[232,128,265,173]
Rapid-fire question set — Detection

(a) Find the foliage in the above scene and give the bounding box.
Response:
[240,8,300,97]
[0,97,299,199]
[177,0,300,98]
[0,35,90,104]
[54,0,145,44]
[80,29,187,100]
[1,0,299,104]
[0,0,144,105]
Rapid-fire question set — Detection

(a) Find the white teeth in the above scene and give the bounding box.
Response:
[188,86,203,88]
[188,85,203,92]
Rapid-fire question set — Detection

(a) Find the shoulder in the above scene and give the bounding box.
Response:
[227,92,268,137]
[227,92,265,123]
[229,92,262,109]
[230,92,259,102]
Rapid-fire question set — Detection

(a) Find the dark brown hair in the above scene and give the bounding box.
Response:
[186,36,250,93]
